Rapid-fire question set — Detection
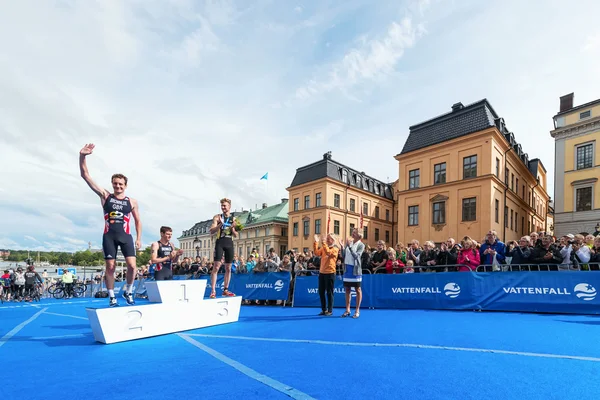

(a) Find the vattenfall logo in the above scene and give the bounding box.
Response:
[391,282,460,298]
[501,283,596,301]
[307,287,350,295]
[245,280,285,291]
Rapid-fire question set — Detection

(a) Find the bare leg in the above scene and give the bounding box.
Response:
[211,261,222,294]
[105,259,116,291]
[125,257,137,292]
[344,287,351,313]
[223,264,232,290]
[355,287,363,313]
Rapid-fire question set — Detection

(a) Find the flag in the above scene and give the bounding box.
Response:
[359,209,364,229]
[260,172,268,180]
[327,210,331,234]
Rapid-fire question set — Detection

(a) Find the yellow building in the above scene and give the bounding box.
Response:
[287,152,395,252]
[550,93,600,236]
[395,100,550,245]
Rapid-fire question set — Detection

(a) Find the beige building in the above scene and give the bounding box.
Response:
[550,92,600,236]
[395,100,550,245]
[287,152,395,252]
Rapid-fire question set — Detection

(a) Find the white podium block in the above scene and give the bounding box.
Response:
[145,280,207,304]
[86,279,242,344]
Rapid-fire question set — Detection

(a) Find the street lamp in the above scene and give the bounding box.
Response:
[193,236,200,258]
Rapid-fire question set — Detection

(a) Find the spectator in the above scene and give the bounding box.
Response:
[265,248,281,272]
[385,247,404,274]
[506,236,532,271]
[437,238,459,272]
[395,243,407,264]
[62,268,75,298]
[589,236,600,270]
[370,240,388,272]
[457,237,480,272]
[406,240,422,271]
[480,230,506,271]
[419,241,439,273]
[531,235,562,271]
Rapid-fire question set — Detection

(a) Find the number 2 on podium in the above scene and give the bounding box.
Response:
[125,310,142,332]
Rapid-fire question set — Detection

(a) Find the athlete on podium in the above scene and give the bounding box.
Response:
[151,226,183,281]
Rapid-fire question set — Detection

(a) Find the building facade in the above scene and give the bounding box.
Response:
[178,202,290,260]
[550,92,600,237]
[287,152,395,253]
[395,100,550,245]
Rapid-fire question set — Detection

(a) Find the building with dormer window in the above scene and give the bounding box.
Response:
[396,99,550,245]
[287,152,396,252]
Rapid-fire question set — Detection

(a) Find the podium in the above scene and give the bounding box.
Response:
[86,280,242,344]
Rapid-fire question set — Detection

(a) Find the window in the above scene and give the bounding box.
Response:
[375,206,380,219]
[385,230,390,243]
[432,201,445,224]
[505,168,509,185]
[364,227,368,239]
[356,175,362,188]
[515,178,519,193]
[281,227,288,236]
[434,163,446,184]
[349,223,355,232]
[375,228,380,241]
[495,199,499,223]
[304,195,310,209]
[576,143,593,170]
[521,216,525,235]
[315,219,321,234]
[495,158,500,177]
[504,206,508,228]
[522,185,525,199]
[463,155,477,179]
[350,199,356,212]
[515,212,518,232]
[265,227,270,236]
[334,194,340,208]
[342,169,348,182]
[293,223,298,236]
[409,169,420,189]
[315,193,322,207]
[363,203,368,216]
[334,220,340,235]
[580,110,591,119]
[511,173,514,191]
[576,187,593,211]
[462,198,476,221]
[510,209,513,230]
[303,220,309,236]
[408,206,419,226]
[386,209,390,221]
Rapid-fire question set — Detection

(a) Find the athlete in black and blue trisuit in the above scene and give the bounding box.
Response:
[79,143,142,307]
[208,198,238,298]
[151,226,183,281]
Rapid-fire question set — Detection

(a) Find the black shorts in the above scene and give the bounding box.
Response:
[343,281,361,288]
[214,237,234,263]
[154,266,173,281]
[103,232,136,260]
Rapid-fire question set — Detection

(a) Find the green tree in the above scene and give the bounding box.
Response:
[136,246,152,267]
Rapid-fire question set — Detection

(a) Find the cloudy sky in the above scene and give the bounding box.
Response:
[1,0,599,252]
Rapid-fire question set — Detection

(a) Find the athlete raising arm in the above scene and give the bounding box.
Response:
[79,143,142,307]
[208,198,238,298]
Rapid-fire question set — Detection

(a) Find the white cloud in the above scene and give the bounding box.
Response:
[1,0,600,252]
[24,236,39,242]
[583,33,600,52]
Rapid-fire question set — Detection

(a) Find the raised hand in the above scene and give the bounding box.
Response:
[314,234,320,243]
[80,143,95,156]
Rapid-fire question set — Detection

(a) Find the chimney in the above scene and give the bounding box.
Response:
[452,102,464,112]
[559,93,574,113]
[323,151,332,160]
[262,203,267,209]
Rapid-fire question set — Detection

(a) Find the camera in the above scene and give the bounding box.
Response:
[568,240,576,245]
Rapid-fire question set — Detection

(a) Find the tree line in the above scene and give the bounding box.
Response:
[3,247,153,268]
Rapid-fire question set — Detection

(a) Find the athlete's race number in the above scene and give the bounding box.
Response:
[125,310,142,332]
[217,301,228,317]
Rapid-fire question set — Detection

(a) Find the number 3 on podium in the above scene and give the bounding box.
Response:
[125,310,143,332]
[217,301,229,317]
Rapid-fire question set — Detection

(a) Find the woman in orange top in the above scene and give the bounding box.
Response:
[313,233,340,316]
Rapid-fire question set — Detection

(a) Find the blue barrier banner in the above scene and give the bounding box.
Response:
[293,276,374,308]
[173,273,289,300]
[293,272,600,315]
[370,273,478,310]
[475,272,600,314]
[57,268,77,276]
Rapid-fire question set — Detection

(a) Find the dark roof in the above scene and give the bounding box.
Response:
[554,97,600,117]
[289,152,393,200]
[528,158,546,178]
[400,100,499,155]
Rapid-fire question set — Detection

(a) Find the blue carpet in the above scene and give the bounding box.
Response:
[1,299,600,399]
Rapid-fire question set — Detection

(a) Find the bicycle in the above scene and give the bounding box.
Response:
[48,281,87,299]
